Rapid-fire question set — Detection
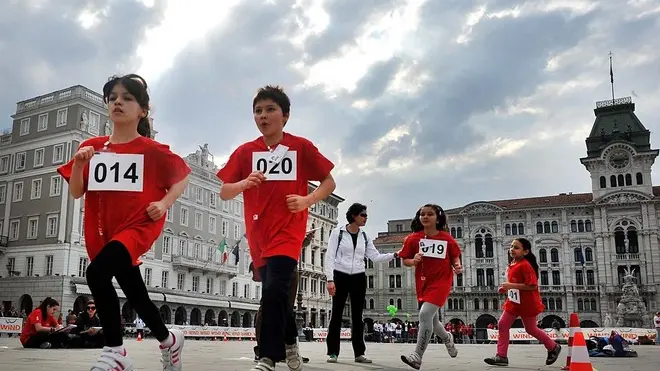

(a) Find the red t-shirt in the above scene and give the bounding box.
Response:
[20,309,58,345]
[57,136,191,266]
[502,258,545,317]
[216,132,334,268]
[399,230,461,307]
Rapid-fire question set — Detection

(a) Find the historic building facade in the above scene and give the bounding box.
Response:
[0,85,342,329]
[367,96,660,340]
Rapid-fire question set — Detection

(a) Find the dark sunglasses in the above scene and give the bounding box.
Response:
[87,306,96,310]
[359,213,368,217]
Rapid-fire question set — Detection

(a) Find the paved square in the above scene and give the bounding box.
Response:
[0,338,658,370]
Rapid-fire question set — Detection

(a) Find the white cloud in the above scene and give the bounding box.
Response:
[136,0,242,83]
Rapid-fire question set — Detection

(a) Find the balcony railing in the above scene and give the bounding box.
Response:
[572,285,599,292]
[474,258,495,265]
[615,253,640,261]
[171,254,238,276]
[539,285,565,293]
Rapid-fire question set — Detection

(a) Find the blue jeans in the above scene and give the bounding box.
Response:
[656,328,660,345]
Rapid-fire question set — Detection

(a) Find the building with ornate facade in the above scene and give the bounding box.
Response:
[367,96,659,340]
[0,85,342,330]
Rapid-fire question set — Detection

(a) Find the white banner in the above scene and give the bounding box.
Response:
[0,317,23,334]
[163,325,351,339]
[165,325,352,339]
[486,327,656,342]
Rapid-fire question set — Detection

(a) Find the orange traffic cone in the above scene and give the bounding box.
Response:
[137,332,142,342]
[223,334,228,342]
[561,313,580,370]
[569,331,597,371]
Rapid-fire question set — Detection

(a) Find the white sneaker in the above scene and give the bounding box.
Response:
[160,329,185,371]
[285,343,303,371]
[445,339,458,358]
[90,346,134,371]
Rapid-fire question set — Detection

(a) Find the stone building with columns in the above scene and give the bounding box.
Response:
[365,96,659,341]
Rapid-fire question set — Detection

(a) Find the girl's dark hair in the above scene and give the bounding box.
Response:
[515,238,539,278]
[39,297,59,318]
[102,74,151,138]
[410,204,447,232]
[346,203,367,223]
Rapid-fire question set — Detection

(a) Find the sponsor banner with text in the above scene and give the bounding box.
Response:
[486,327,656,342]
[0,317,23,334]
[166,325,352,339]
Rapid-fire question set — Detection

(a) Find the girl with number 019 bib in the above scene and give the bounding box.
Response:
[399,204,461,370]
[484,238,561,367]
[57,74,190,371]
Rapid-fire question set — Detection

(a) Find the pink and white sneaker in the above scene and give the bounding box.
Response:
[90,346,134,371]
[160,329,185,371]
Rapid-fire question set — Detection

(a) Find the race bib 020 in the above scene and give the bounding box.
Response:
[507,288,521,304]
[252,151,297,181]
[88,153,144,192]
[419,239,447,259]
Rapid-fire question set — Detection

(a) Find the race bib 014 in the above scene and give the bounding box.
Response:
[88,153,144,192]
[419,239,447,259]
[252,151,297,181]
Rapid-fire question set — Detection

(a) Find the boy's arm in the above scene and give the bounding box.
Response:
[305,174,336,206]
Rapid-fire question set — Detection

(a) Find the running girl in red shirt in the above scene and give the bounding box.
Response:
[58,74,190,371]
[484,237,561,366]
[399,204,461,370]
[217,85,335,371]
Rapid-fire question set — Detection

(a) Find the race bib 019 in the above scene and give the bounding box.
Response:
[88,153,144,192]
[419,239,447,259]
[507,288,521,304]
[252,151,297,181]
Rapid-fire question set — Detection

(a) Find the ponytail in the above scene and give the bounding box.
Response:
[137,117,151,138]
[39,297,59,318]
[515,238,539,278]
[523,252,540,279]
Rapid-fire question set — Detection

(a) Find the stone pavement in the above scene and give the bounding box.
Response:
[0,337,658,370]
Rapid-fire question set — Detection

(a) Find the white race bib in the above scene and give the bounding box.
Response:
[419,239,447,259]
[252,150,297,181]
[507,288,521,304]
[88,153,144,192]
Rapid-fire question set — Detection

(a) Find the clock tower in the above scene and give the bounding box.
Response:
[580,96,658,200]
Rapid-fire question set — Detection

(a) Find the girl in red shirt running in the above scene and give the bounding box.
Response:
[58,74,190,371]
[484,238,561,366]
[399,204,462,370]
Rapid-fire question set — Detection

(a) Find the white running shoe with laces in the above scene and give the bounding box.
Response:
[90,346,134,371]
[160,329,185,371]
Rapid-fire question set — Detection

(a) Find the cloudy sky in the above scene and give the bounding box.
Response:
[1,0,659,235]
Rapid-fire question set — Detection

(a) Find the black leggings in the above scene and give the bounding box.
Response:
[326,270,367,357]
[86,241,169,347]
[23,331,68,348]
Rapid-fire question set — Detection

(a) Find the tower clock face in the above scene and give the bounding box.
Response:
[609,150,630,169]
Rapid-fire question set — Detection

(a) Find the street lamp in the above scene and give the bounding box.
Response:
[296,230,314,342]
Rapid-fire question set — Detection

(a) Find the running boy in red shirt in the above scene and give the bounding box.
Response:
[484,237,561,366]
[399,204,461,370]
[217,85,335,371]
[58,74,190,371]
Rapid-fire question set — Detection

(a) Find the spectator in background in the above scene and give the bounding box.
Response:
[20,297,68,349]
[70,300,104,348]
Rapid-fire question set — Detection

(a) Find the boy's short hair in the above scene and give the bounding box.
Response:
[252,85,291,117]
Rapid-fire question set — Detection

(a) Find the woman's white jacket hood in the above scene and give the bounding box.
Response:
[324,224,395,281]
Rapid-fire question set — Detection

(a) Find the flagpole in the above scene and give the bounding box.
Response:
[609,51,615,104]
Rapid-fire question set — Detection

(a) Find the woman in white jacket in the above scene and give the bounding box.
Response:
[324,203,400,363]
